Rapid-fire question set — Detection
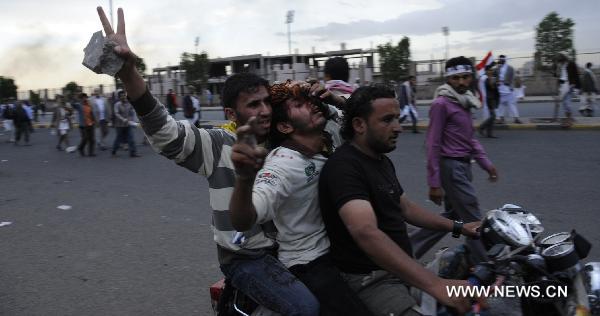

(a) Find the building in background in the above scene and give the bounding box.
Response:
[146,47,375,105]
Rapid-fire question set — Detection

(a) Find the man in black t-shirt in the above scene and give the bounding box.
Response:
[319,86,483,316]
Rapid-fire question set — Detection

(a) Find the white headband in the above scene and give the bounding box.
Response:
[445,64,473,77]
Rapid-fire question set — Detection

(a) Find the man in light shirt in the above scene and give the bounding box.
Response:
[92,89,112,150]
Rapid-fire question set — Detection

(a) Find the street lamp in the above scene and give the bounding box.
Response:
[286,10,295,55]
[442,26,449,61]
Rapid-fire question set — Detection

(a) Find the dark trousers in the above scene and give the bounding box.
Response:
[78,126,95,155]
[289,254,375,316]
[410,158,487,263]
[97,119,109,146]
[479,100,497,137]
[15,122,30,144]
[409,110,418,132]
[112,126,137,155]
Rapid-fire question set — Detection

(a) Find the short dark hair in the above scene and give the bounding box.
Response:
[324,57,350,82]
[445,56,473,70]
[221,73,269,109]
[586,62,593,68]
[341,85,396,141]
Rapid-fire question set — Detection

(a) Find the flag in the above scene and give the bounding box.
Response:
[476,51,494,76]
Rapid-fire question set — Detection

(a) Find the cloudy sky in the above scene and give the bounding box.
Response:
[1,0,599,91]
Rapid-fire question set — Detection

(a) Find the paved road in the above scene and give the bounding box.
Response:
[1,128,599,315]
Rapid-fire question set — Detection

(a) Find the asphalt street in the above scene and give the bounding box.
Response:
[1,127,599,315]
[29,99,600,125]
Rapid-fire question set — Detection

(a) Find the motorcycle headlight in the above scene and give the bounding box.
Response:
[481,209,533,249]
[500,204,544,237]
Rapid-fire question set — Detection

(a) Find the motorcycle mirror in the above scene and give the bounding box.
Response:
[572,229,592,259]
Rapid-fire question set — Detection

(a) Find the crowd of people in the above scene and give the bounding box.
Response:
[0,88,145,157]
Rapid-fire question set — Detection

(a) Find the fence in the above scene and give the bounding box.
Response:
[16,52,600,103]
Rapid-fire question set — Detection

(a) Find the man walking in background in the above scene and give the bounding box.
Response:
[165,88,177,116]
[111,90,140,158]
[398,76,419,133]
[77,93,96,157]
[183,86,201,127]
[580,62,597,117]
[92,89,111,150]
[13,101,32,146]
[496,55,522,124]
[410,56,498,263]
[478,64,499,138]
[555,53,581,125]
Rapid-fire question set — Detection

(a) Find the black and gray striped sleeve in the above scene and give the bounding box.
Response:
[132,89,217,176]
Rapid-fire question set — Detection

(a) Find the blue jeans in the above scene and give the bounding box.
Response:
[220,254,319,316]
[112,126,137,155]
[561,88,574,115]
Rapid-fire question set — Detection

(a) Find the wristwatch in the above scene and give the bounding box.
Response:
[452,220,464,238]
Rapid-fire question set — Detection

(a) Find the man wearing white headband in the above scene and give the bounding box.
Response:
[496,55,522,124]
[410,56,498,263]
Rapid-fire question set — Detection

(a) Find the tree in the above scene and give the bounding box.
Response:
[534,12,575,73]
[377,37,411,83]
[115,57,147,89]
[0,76,18,101]
[63,81,81,99]
[135,57,147,75]
[29,90,41,105]
[180,52,210,90]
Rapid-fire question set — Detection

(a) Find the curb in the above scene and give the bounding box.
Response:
[406,123,600,131]
[32,121,600,131]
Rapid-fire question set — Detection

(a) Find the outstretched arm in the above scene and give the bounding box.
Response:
[229,118,268,231]
[97,7,146,102]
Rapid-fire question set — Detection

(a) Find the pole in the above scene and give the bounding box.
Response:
[445,36,449,61]
[442,26,449,62]
[287,22,291,55]
[285,10,294,55]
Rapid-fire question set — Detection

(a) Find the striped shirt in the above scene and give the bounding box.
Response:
[133,90,276,264]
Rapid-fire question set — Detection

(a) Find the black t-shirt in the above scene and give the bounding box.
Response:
[319,142,413,274]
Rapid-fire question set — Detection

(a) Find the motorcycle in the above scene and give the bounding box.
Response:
[210,203,600,315]
[423,204,600,316]
[210,278,277,316]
